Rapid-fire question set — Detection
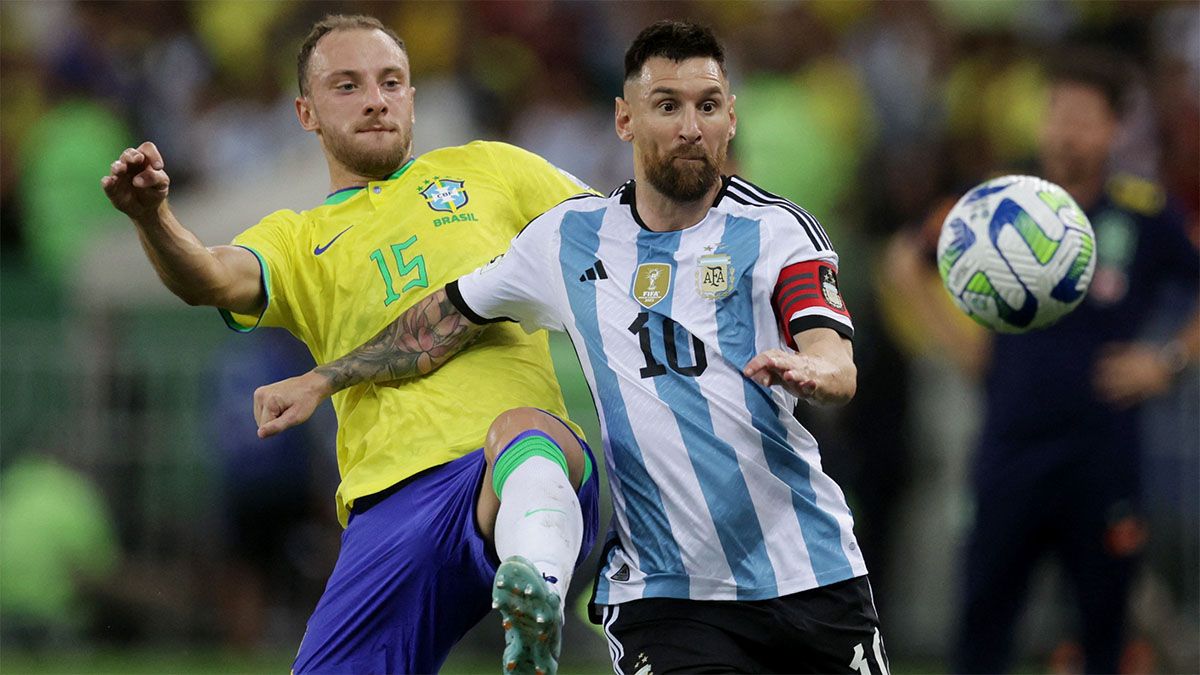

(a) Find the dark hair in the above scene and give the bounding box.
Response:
[624,20,726,82]
[297,14,406,96]
[1044,46,1132,118]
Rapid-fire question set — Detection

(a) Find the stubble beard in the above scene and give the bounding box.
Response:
[643,143,725,203]
[323,124,412,180]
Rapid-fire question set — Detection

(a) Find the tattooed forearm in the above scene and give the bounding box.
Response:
[312,288,481,393]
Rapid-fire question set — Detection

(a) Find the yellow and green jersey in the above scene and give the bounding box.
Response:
[220,141,593,526]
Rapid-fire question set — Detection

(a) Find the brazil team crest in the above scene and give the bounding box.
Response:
[633,263,672,309]
[419,177,468,212]
[697,252,734,300]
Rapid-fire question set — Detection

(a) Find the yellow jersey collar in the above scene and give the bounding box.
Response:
[323,158,416,206]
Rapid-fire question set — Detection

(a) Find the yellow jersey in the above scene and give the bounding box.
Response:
[220,141,592,526]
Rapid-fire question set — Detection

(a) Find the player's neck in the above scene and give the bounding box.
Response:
[325,158,411,194]
[633,177,721,232]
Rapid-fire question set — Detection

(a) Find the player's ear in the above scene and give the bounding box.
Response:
[296,96,319,132]
[615,97,634,143]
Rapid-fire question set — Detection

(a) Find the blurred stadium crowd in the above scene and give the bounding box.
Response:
[1,0,1197,671]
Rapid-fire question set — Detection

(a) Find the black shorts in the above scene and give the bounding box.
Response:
[599,575,889,674]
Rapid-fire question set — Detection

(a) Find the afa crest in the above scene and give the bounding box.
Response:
[419,177,469,213]
[820,265,845,310]
[633,263,672,309]
[697,252,733,300]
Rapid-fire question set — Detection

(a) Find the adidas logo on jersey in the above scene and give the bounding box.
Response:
[610,563,630,582]
[578,260,608,282]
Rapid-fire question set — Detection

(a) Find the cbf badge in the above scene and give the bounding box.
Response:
[419,177,468,212]
[820,265,845,310]
[697,252,734,300]
[633,263,672,308]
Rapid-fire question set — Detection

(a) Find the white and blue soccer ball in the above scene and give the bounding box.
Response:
[936,174,1096,333]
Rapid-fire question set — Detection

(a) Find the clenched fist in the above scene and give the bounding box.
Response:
[101,141,170,220]
[254,371,334,438]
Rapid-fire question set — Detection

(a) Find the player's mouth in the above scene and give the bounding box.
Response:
[672,150,709,163]
[357,125,396,134]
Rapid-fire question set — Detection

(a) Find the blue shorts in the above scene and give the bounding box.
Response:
[293,438,600,674]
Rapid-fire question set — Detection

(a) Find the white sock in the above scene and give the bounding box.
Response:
[494,455,583,601]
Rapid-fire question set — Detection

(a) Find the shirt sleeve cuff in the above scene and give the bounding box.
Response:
[788,314,854,342]
[217,245,270,333]
[445,279,512,325]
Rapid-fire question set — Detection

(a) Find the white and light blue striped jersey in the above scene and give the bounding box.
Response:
[449,176,867,604]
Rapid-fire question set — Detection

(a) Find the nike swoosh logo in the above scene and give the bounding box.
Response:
[314,226,353,255]
[524,508,566,517]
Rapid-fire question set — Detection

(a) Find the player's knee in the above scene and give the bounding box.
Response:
[484,407,586,487]
[485,407,539,461]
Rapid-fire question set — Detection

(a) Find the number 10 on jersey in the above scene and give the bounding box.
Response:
[628,311,707,378]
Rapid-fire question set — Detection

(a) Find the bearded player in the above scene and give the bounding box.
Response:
[102,14,600,675]
[253,20,890,674]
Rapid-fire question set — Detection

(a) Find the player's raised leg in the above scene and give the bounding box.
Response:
[478,407,593,675]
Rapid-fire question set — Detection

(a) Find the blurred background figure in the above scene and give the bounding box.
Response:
[0,452,120,651]
[205,330,337,651]
[887,45,1199,674]
[1,1,1196,672]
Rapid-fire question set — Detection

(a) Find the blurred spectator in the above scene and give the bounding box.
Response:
[16,4,134,283]
[0,453,120,649]
[941,31,1045,188]
[187,3,312,184]
[1149,3,1200,238]
[510,61,629,193]
[887,47,1199,673]
[128,3,213,184]
[207,330,337,650]
[845,0,947,149]
[733,3,875,229]
[1133,8,1200,672]
[876,197,982,654]
[188,67,311,185]
[0,51,40,259]
[19,98,129,283]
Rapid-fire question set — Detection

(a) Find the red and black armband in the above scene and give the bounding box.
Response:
[772,260,853,348]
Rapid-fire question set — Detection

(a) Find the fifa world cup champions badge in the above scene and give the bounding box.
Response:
[697,252,734,300]
[634,263,672,308]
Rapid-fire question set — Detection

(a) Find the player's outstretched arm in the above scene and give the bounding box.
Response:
[102,142,263,314]
[254,287,482,437]
[743,327,857,406]
[1093,310,1200,409]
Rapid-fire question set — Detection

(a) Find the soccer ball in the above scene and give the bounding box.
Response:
[936,175,1096,333]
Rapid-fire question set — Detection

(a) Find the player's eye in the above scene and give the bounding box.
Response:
[383,79,401,89]
[701,101,718,113]
[658,101,677,113]
[336,82,356,92]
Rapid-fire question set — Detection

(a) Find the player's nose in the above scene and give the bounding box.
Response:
[678,108,702,142]
[362,83,389,115]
